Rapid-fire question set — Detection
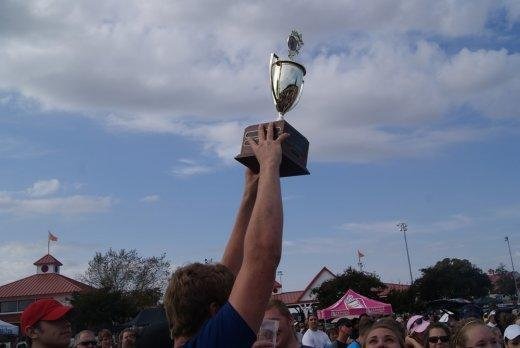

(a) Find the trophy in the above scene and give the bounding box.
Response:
[235,30,310,177]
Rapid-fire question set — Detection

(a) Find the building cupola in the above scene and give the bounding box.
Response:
[33,254,63,274]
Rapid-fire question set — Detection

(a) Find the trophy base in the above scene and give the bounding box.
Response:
[235,120,310,177]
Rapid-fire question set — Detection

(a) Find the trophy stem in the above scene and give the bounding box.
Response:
[276,113,284,121]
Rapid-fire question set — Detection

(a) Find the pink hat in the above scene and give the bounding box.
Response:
[407,315,430,334]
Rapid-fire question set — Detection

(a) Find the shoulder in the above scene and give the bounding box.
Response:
[183,302,255,348]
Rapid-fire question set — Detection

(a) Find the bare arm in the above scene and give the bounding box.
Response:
[220,169,258,276]
[229,122,289,333]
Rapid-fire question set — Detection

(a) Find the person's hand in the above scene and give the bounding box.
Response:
[405,335,422,348]
[246,123,289,173]
[251,339,274,348]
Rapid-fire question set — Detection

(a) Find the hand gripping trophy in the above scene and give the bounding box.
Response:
[235,30,310,177]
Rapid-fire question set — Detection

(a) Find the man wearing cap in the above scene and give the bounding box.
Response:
[329,318,353,348]
[504,324,520,348]
[20,298,73,348]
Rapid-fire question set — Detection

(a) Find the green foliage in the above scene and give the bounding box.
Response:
[493,263,518,296]
[71,249,170,331]
[70,288,135,332]
[414,258,491,301]
[82,248,171,293]
[313,267,386,309]
[384,288,415,313]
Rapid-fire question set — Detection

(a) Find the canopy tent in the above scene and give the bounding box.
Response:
[317,289,393,320]
[0,319,18,336]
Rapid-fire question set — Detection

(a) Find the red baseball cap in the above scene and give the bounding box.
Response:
[20,299,72,333]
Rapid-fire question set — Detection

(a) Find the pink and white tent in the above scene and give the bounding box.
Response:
[317,289,393,320]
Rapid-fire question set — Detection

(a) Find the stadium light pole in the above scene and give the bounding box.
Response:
[397,222,414,285]
[505,236,520,302]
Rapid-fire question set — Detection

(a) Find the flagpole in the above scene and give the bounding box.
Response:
[397,222,414,285]
[47,238,50,254]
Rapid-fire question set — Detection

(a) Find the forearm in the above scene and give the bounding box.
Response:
[244,169,283,282]
[220,186,257,275]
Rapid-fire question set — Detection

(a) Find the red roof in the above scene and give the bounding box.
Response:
[0,273,92,299]
[379,283,410,297]
[272,290,304,305]
[33,254,63,266]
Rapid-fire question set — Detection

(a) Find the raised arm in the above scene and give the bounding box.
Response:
[228,122,289,333]
[220,168,258,276]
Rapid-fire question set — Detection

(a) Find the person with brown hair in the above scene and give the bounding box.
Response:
[356,316,375,348]
[423,323,449,348]
[164,122,289,348]
[451,318,499,348]
[98,329,114,348]
[118,328,136,348]
[364,318,405,348]
[252,299,312,348]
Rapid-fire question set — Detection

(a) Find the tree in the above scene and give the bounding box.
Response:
[493,263,518,296]
[313,267,386,309]
[82,248,171,293]
[413,258,491,302]
[71,249,170,331]
[70,288,136,332]
[384,288,416,314]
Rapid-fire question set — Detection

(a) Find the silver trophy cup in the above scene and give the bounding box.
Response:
[235,31,310,177]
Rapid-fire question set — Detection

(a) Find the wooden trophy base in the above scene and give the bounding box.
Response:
[235,120,309,177]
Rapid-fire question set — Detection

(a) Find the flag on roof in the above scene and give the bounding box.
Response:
[48,231,58,242]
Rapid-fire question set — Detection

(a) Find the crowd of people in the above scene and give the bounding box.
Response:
[8,124,519,347]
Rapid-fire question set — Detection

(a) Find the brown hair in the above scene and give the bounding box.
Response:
[451,318,484,348]
[359,316,376,337]
[117,328,136,348]
[363,318,405,348]
[266,299,292,320]
[163,262,235,339]
[424,323,450,348]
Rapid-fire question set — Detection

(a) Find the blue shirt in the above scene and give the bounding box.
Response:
[347,340,361,348]
[182,302,256,348]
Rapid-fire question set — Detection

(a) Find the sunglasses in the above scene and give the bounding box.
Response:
[78,341,97,346]
[428,336,449,343]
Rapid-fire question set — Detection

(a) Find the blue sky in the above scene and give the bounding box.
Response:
[0,1,519,292]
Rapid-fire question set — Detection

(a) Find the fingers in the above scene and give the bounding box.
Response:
[276,132,290,144]
[246,136,258,149]
[258,124,266,142]
[266,122,274,140]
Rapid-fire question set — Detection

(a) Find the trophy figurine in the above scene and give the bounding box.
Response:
[235,30,310,177]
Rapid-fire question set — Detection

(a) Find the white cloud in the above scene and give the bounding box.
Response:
[26,179,60,197]
[141,194,160,203]
[0,195,115,215]
[0,1,518,164]
[0,240,100,285]
[171,159,215,177]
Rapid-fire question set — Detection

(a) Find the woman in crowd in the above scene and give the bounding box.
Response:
[364,318,405,348]
[451,318,499,348]
[423,323,450,348]
[98,329,114,348]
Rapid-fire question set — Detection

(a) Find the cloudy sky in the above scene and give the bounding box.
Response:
[1,0,519,291]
